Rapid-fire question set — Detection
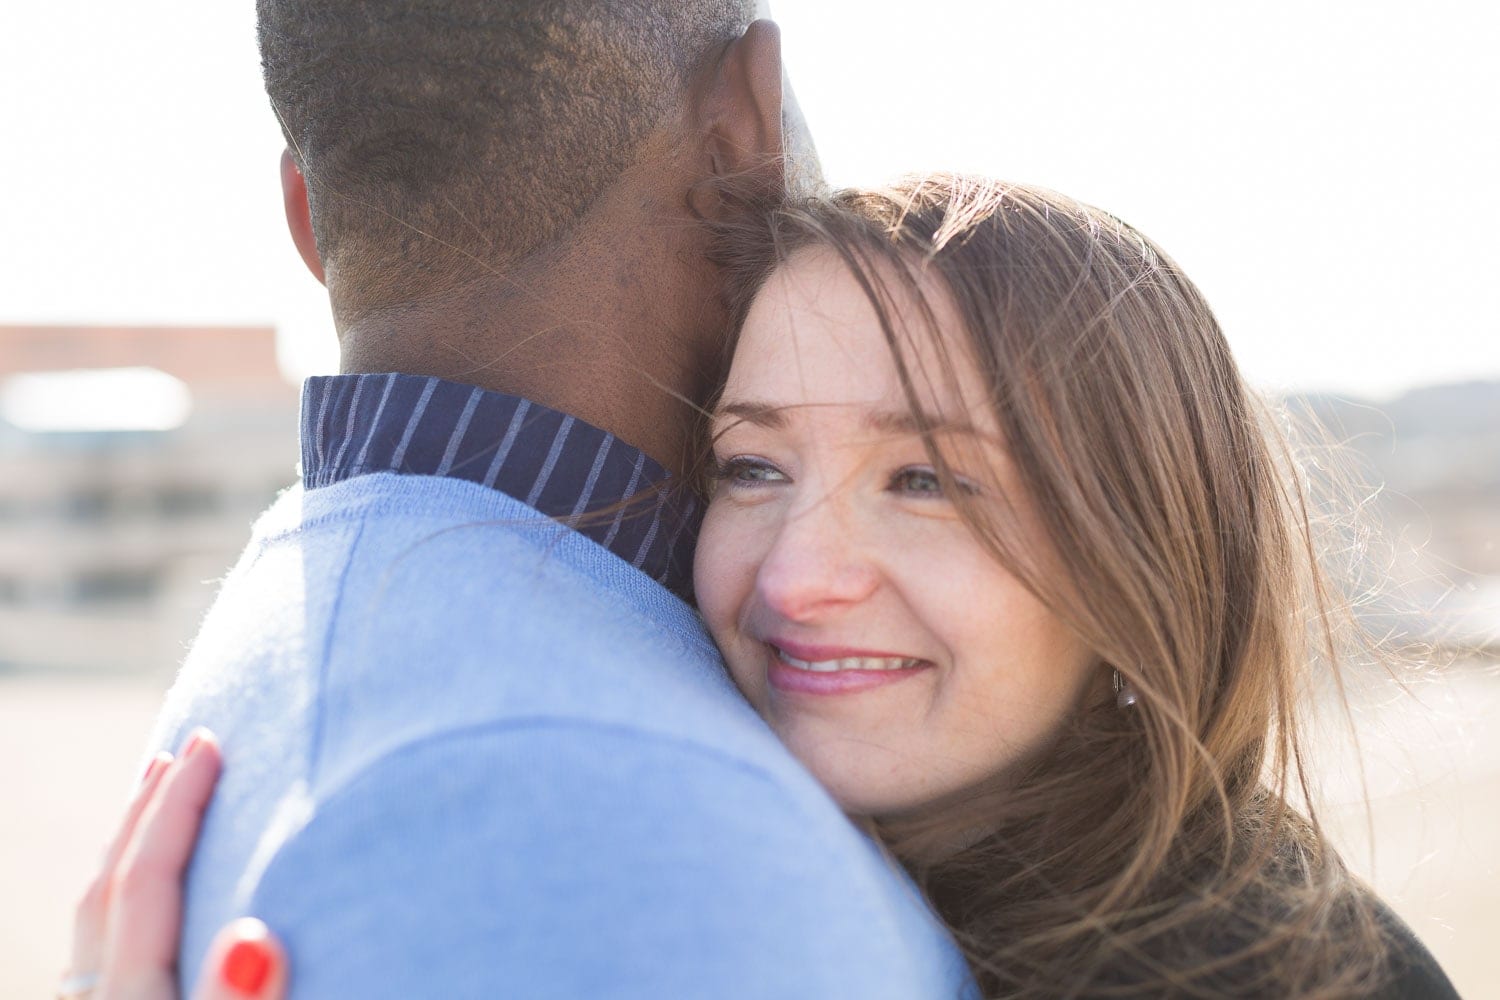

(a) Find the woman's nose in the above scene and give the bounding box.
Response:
[753,497,879,622]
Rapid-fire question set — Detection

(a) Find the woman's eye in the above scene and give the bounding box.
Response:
[889,466,977,498]
[891,466,943,495]
[713,456,788,487]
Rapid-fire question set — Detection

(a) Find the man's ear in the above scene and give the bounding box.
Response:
[280,149,326,285]
[694,19,785,203]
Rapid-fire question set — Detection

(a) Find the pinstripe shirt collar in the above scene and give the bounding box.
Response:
[299,373,700,595]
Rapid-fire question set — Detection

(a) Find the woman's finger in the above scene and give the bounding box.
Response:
[101,729,224,991]
[190,919,288,1000]
[67,751,175,981]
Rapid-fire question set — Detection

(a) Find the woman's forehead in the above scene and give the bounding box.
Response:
[726,248,991,423]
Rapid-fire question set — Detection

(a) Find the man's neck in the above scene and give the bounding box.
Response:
[332,221,719,477]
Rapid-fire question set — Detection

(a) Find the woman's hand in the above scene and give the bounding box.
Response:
[62,729,288,1000]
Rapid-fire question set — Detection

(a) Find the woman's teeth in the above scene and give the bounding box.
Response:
[778,651,922,672]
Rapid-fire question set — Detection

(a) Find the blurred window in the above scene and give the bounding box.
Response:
[155,486,221,518]
[63,487,118,522]
[69,568,160,606]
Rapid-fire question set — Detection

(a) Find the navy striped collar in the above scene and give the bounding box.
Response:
[299,374,699,595]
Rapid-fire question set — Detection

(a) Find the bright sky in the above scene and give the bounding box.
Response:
[3,2,1496,400]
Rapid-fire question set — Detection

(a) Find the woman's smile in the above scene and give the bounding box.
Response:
[763,638,935,696]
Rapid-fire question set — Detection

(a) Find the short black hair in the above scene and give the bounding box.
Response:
[258,0,754,296]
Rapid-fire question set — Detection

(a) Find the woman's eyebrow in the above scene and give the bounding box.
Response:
[712,400,983,437]
[863,408,983,437]
[712,400,786,428]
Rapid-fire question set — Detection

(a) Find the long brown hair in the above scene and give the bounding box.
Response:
[707,175,1396,997]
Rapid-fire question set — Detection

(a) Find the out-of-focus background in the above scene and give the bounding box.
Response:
[2,1,1497,996]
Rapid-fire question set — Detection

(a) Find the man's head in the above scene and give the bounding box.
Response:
[259,0,783,307]
[259,1,816,470]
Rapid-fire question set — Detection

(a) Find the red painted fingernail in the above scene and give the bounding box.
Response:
[220,937,273,995]
[183,728,212,757]
[140,752,172,785]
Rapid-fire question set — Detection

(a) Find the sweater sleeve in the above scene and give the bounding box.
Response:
[243,720,969,1000]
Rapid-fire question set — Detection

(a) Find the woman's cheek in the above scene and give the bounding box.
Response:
[694,502,754,638]
[696,502,779,705]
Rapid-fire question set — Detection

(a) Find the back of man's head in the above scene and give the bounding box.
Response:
[258,0,757,304]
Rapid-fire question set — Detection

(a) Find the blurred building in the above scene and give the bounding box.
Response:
[0,325,300,675]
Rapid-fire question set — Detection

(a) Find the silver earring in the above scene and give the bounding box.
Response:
[1112,668,1139,709]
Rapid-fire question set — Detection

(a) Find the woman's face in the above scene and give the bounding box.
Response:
[695,250,1099,818]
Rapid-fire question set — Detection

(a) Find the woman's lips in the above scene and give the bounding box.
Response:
[764,640,933,696]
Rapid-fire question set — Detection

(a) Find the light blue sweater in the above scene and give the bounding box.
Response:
[146,472,973,998]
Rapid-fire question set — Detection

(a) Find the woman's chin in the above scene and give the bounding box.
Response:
[782,740,930,819]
